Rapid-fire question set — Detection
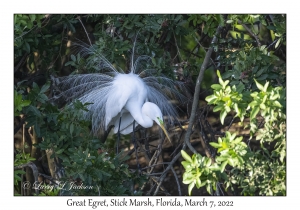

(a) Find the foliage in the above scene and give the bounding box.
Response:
[183,71,286,196]
[181,150,222,195]
[15,80,146,195]
[14,153,36,186]
[181,14,285,196]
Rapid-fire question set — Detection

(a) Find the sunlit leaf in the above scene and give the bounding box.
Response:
[181,150,192,163]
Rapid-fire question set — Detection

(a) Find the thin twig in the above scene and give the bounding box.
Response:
[136,140,150,164]
[100,125,114,143]
[237,20,261,47]
[172,31,182,62]
[47,27,65,70]
[22,124,25,153]
[216,182,224,196]
[77,16,92,46]
[14,117,26,135]
[147,172,164,176]
[154,143,186,195]
[171,166,181,196]
[38,173,57,184]
[267,38,279,49]
[197,119,215,162]
[141,162,171,170]
[187,34,208,60]
[227,116,236,131]
[193,34,218,69]
[14,53,29,73]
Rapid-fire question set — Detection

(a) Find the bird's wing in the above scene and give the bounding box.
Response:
[111,111,139,134]
[119,121,139,135]
[104,86,132,130]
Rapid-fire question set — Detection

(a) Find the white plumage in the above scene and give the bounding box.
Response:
[52,41,186,140]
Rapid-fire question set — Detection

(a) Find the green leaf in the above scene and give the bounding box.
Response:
[213,104,224,112]
[254,79,264,91]
[225,105,231,112]
[211,84,222,90]
[227,158,235,167]
[252,66,259,73]
[181,150,192,163]
[257,74,268,81]
[233,103,239,114]
[188,181,195,196]
[236,83,245,93]
[206,183,212,195]
[222,71,233,79]
[29,14,36,21]
[70,123,74,135]
[55,149,64,155]
[71,54,76,62]
[273,101,282,108]
[40,82,50,93]
[224,79,230,86]
[151,57,156,65]
[24,42,30,52]
[65,61,74,66]
[209,163,220,171]
[220,109,228,125]
[21,100,31,107]
[248,100,258,107]
[256,68,265,77]
[220,160,228,172]
[260,103,266,110]
[275,38,281,49]
[205,95,217,103]
[34,124,41,137]
[209,142,222,148]
[195,177,201,188]
[250,106,260,120]
[183,177,194,185]
[27,105,41,117]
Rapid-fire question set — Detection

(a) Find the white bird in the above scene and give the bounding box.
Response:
[52,41,186,143]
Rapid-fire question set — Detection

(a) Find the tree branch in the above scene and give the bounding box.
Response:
[237,20,261,47]
[14,53,29,73]
[184,26,223,154]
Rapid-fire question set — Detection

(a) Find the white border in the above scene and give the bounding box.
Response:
[2,1,298,209]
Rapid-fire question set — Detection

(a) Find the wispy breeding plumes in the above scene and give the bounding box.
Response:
[51,40,187,136]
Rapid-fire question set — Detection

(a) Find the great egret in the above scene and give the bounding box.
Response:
[52,41,186,146]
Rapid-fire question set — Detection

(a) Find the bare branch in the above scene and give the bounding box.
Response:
[171,166,181,196]
[237,20,261,47]
[184,26,223,154]
[77,16,92,46]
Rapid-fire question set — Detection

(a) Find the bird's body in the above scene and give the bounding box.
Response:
[105,73,148,134]
[52,41,186,140]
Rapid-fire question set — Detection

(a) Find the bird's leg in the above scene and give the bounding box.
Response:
[132,120,141,172]
[116,116,122,154]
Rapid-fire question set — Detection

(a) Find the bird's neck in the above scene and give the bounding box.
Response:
[125,102,153,128]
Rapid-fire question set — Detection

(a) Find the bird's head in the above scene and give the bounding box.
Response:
[143,102,171,143]
[154,116,171,143]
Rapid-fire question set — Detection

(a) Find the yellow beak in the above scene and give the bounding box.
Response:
[158,122,171,144]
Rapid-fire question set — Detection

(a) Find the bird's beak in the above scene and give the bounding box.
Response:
[156,118,171,144]
[160,124,171,143]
